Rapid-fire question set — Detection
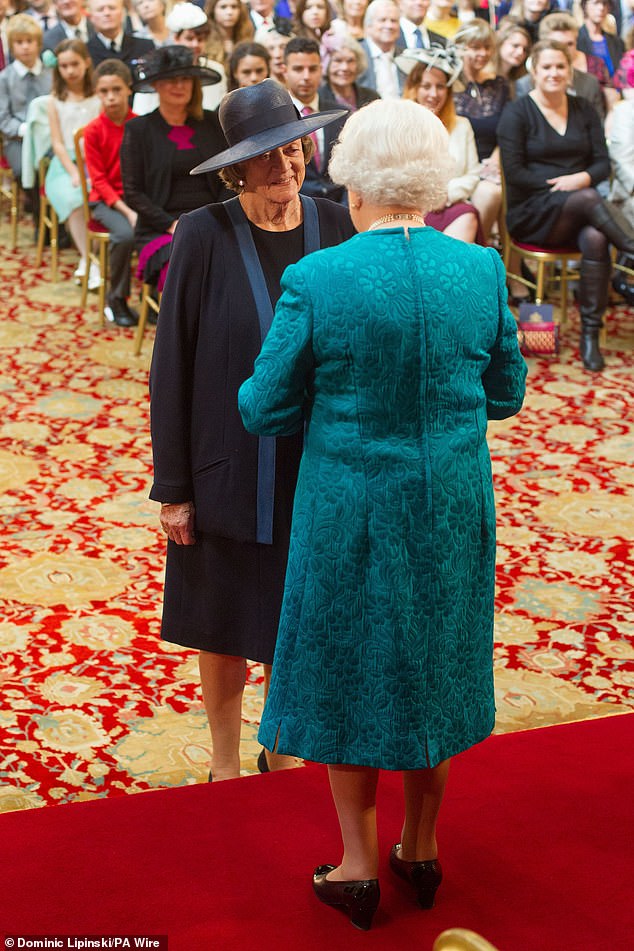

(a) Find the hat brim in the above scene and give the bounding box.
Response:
[394,50,460,84]
[133,65,222,93]
[190,108,347,175]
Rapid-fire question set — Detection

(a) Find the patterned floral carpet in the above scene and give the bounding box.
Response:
[1,218,633,814]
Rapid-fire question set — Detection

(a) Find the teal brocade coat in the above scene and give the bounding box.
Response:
[239,227,527,770]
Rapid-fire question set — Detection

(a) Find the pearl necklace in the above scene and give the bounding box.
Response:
[368,213,426,231]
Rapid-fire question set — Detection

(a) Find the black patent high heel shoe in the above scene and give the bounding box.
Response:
[389,843,442,909]
[312,865,380,931]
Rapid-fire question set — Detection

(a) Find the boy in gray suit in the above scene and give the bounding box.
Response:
[0,14,52,181]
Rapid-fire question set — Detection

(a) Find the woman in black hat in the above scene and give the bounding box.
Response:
[120,45,229,293]
[148,79,355,782]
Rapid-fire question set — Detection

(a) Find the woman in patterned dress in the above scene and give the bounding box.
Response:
[239,98,526,930]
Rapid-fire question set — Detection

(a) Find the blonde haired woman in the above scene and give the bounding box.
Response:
[239,97,526,931]
[400,45,482,242]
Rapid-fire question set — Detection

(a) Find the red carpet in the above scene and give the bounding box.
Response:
[1,714,632,950]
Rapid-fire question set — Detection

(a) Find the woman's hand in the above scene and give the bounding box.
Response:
[69,168,80,188]
[547,171,591,192]
[160,501,196,545]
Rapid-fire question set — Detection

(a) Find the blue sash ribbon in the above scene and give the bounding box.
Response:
[225,194,320,544]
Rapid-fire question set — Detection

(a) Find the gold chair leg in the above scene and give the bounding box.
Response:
[51,213,58,282]
[99,240,108,327]
[535,261,545,303]
[134,285,150,356]
[35,200,46,267]
[560,263,568,327]
[10,181,18,250]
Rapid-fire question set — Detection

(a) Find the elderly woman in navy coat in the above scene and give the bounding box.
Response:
[239,99,526,929]
[149,80,354,782]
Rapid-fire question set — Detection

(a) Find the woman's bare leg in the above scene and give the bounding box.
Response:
[199,650,246,781]
[471,180,502,243]
[326,764,380,881]
[261,663,303,771]
[444,212,479,244]
[66,207,88,260]
[400,759,450,861]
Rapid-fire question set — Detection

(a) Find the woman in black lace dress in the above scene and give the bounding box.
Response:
[453,20,509,242]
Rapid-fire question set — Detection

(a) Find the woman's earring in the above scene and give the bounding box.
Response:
[238,179,245,187]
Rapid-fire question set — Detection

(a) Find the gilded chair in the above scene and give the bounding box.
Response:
[35,155,59,281]
[134,284,160,356]
[0,134,19,250]
[73,126,109,326]
[500,171,582,326]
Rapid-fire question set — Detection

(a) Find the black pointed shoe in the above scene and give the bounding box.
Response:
[389,844,442,909]
[313,865,380,931]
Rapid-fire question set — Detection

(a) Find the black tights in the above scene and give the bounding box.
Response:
[547,188,609,263]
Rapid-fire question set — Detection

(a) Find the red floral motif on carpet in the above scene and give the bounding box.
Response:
[0,234,633,811]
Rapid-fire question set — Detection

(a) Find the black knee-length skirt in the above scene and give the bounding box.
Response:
[160,435,302,666]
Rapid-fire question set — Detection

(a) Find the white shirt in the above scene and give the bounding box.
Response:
[13,58,44,78]
[60,17,90,43]
[97,30,125,52]
[366,37,400,99]
[289,92,325,158]
[399,17,433,49]
[250,9,275,30]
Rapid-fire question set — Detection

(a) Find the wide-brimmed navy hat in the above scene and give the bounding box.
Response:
[132,45,221,93]
[190,79,347,175]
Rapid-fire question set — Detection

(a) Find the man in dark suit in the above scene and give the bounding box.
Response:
[397,0,446,49]
[358,0,406,97]
[86,0,153,68]
[247,0,292,35]
[283,36,348,204]
[43,0,96,50]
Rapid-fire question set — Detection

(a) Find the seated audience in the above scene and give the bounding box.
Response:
[86,0,154,67]
[613,24,634,98]
[283,35,348,201]
[227,39,270,89]
[330,0,370,40]
[358,0,405,97]
[133,3,227,113]
[0,13,52,183]
[247,0,293,34]
[24,0,58,32]
[121,45,228,293]
[293,0,335,57]
[255,26,294,83]
[506,0,551,43]
[205,0,255,65]
[132,0,171,46]
[43,0,96,49]
[516,13,605,122]
[498,39,634,372]
[400,44,482,242]
[577,0,625,111]
[423,0,460,39]
[453,19,510,240]
[45,38,101,286]
[398,0,447,49]
[608,96,634,301]
[319,32,380,109]
[493,17,531,95]
[83,58,138,326]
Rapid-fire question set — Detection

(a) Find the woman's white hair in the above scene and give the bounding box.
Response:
[329,99,452,211]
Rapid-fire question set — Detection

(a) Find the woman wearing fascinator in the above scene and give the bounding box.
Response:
[148,79,355,782]
[399,44,483,243]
